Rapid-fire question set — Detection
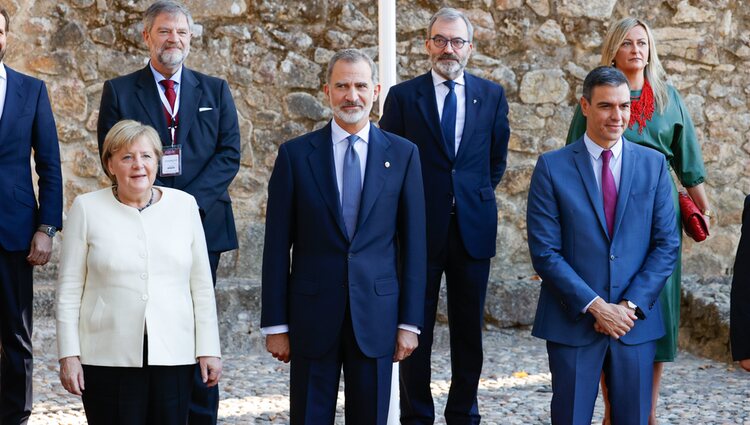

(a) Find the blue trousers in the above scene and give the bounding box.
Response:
[547,337,656,425]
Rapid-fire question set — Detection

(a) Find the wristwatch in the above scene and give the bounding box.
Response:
[625,300,645,320]
[37,225,57,238]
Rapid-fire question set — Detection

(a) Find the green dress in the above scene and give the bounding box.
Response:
[566,84,706,362]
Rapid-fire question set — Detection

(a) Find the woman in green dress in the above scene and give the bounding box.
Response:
[565,17,712,425]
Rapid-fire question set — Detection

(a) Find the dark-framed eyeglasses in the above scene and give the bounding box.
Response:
[430,36,469,50]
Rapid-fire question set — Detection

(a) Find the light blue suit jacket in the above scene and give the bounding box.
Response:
[527,137,680,346]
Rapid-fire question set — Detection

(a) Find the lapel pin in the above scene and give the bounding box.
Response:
[473,99,478,104]
[385,161,391,168]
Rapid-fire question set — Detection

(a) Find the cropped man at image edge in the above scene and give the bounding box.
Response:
[0,7,63,425]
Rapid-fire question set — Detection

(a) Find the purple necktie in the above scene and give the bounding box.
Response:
[601,150,617,237]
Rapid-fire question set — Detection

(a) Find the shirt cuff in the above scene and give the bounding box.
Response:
[583,296,600,314]
[398,324,421,335]
[260,324,289,335]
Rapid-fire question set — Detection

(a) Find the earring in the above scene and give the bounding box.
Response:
[611,61,616,66]
[645,61,649,65]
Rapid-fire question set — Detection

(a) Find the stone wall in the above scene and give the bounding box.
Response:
[3,0,747,283]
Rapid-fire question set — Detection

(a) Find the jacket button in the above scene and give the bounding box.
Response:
[451,169,456,175]
[347,253,353,260]
[610,255,615,261]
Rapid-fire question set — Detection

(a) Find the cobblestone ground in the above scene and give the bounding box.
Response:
[29,327,750,424]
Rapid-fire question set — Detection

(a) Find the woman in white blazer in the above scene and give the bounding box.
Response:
[56,120,222,425]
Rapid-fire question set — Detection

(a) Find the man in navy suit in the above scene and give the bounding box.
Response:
[379,7,510,424]
[262,49,426,424]
[526,66,680,425]
[730,195,750,373]
[96,2,240,423]
[0,8,62,424]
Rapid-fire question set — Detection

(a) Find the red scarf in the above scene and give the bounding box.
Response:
[629,79,655,134]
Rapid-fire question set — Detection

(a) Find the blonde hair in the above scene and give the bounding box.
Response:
[600,17,669,113]
[101,120,163,184]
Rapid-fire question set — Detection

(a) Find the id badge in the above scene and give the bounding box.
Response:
[160,145,182,177]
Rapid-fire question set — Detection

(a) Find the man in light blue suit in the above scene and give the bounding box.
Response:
[262,49,426,424]
[527,66,680,425]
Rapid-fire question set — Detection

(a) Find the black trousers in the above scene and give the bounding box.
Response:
[187,251,221,425]
[82,337,194,425]
[400,216,490,425]
[0,248,34,425]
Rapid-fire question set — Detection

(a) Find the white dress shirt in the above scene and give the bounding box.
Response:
[0,63,7,121]
[431,69,466,155]
[582,134,624,313]
[262,120,419,336]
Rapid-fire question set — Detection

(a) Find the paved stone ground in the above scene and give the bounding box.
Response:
[28,326,750,424]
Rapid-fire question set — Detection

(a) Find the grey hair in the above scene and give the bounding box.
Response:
[143,0,194,33]
[326,49,378,85]
[427,7,474,42]
[582,66,630,102]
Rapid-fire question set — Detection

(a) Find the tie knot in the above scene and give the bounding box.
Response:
[443,80,456,91]
[160,79,175,90]
[601,149,613,163]
[346,134,359,148]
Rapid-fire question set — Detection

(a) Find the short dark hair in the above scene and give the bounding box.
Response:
[0,8,9,33]
[582,66,630,102]
[143,0,193,33]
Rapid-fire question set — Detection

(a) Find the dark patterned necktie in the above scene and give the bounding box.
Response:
[441,80,457,158]
[342,135,362,240]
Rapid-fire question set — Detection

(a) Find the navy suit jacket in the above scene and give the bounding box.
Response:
[97,65,240,252]
[527,138,680,346]
[261,123,426,359]
[0,66,62,251]
[379,71,510,260]
[730,195,750,361]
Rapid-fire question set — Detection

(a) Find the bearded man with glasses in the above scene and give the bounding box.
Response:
[380,7,511,425]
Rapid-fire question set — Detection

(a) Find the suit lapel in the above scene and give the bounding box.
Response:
[355,126,388,234]
[612,140,635,238]
[456,73,479,161]
[134,66,171,143]
[0,68,26,144]
[415,73,452,161]
[308,123,348,240]
[572,139,610,239]
[175,68,200,147]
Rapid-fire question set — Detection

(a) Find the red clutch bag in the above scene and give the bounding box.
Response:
[679,191,709,242]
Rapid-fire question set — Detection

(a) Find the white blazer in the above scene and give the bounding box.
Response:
[56,187,221,367]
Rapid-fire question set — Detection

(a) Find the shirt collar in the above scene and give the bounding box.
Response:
[331,119,370,146]
[149,62,183,85]
[431,69,465,88]
[0,63,6,81]
[583,133,623,160]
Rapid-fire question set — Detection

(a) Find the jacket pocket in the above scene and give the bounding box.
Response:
[374,278,398,296]
[14,186,36,208]
[478,186,495,201]
[290,278,319,295]
[90,297,106,330]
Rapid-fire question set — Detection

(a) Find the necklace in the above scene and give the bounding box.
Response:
[629,79,655,134]
[113,186,155,212]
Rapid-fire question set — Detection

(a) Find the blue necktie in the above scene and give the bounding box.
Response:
[342,135,362,240]
[441,80,457,158]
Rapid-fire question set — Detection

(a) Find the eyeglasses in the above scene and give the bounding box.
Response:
[430,36,469,50]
